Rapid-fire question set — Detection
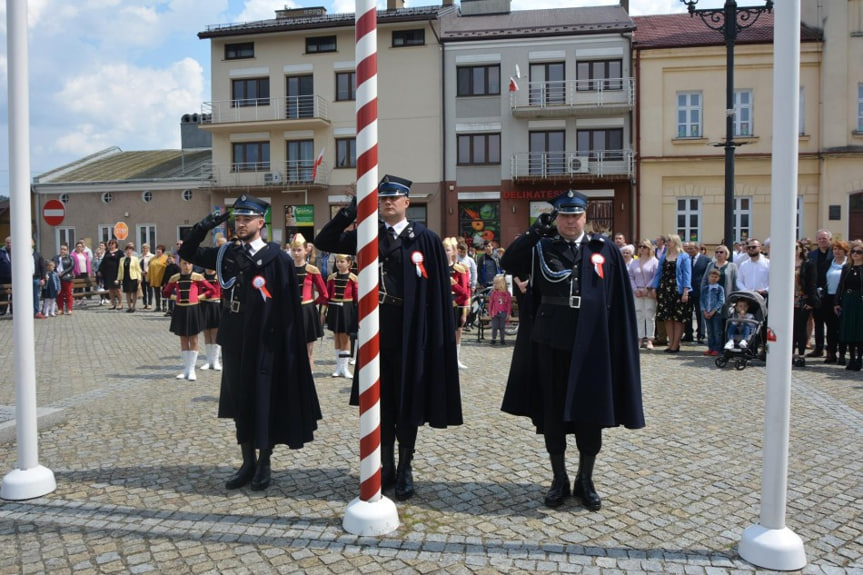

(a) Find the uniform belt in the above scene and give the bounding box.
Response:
[379,293,403,307]
[328,301,344,306]
[541,295,581,309]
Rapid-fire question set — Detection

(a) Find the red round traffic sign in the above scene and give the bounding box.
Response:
[43,199,65,226]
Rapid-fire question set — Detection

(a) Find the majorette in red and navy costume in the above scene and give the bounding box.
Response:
[163,269,217,337]
[291,233,328,343]
[325,261,358,334]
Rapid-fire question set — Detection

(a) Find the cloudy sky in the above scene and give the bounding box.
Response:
[0,0,739,197]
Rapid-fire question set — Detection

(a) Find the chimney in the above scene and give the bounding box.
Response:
[620,0,629,13]
[387,0,404,10]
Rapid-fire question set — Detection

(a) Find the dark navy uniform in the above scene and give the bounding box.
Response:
[180,195,321,492]
[315,175,462,501]
[501,190,644,511]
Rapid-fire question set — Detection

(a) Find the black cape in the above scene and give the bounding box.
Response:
[180,231,321,449]
[315,210,462,428]
[501,232,645,432]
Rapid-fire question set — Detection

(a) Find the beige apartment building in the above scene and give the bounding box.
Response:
[634,1,863,245]
[197,2,452,244]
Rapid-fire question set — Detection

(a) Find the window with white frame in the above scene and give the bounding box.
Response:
[677,92,702,138]
[734,89,753,137]
[137,225,156,250]
[676,198,701,242]
[98,225,113,244]
[56,227,75,251]
[799,86,806,135]
[858,83,863,131]
[734,197,752,243]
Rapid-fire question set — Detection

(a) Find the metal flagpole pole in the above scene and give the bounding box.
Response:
[1,0,57,501]
[342,0,398,535]
[738,1,806,569]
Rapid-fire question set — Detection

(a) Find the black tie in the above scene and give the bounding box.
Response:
[389,227,398,240]
[244,244,253,257]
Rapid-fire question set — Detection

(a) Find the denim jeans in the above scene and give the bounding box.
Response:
[32,278,42,314]
[706,313,723,352]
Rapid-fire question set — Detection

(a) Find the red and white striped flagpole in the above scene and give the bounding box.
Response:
[343,0,398,536]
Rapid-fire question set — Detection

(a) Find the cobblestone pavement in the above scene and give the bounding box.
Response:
[0,306,860,574]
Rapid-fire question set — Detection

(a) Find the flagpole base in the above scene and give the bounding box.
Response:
[739,524,806,571]
[1,465,56,500]
[343,495,399,536]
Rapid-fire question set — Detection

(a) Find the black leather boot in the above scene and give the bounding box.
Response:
[544,452,570,508]
[225,442,256,490]
[250,448,272,491]
[573,453,602,511]
[381,444,396,490]
[394,446,414,500]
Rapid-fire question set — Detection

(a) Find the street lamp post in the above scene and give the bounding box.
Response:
[680,0,773,247]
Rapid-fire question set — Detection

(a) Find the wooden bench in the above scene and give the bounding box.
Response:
[70,277,108,305]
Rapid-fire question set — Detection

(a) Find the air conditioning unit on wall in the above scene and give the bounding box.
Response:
[568,157,590,174]
[264,172,283,184]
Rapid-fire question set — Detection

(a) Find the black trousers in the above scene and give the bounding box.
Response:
[822,294,844,357]
[793,306,810,356]
[380,346,418,451]
[539,345,602,457]
[811,303,828,352]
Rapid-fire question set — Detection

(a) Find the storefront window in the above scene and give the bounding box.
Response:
[459,201,499,247]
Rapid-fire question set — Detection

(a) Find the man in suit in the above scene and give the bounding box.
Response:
[807,229,834,359]
[315,174,462,501]
[500,190,644,511]
[684,242,711,343]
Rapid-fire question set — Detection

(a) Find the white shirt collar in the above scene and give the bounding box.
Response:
[387,219,409,237]
[245,237,266,256]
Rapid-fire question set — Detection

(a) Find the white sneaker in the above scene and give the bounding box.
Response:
[724,340,735,350]
[739,340,748,349]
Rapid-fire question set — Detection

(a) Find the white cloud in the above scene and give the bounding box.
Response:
[53,57,205,155]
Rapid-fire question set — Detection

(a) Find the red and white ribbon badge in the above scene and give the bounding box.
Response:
[411,251,428,279]
[590,253,605,279]
[252,275,272,301]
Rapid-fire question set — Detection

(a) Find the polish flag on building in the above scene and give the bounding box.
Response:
[312,148,325,180]
[508,77,519,92]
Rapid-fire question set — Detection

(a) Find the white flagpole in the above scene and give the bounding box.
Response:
[738,1,806,569]
[1,0,57,501]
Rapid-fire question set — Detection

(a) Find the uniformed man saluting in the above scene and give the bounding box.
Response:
[315,175,462,501]
[180,195,321,492]
[500,190,644,510]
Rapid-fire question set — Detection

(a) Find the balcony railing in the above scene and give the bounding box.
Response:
[204,160,330,187]
[510,150,633,180]
[201,95,330,124]
[510,78,634,113]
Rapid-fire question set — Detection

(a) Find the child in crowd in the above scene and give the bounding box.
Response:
[700,268,725,356]
[724,299,755,350]
[488,274,512,345]
[325,254,358,378]
[41,261,60,317]
[162,258,215,381]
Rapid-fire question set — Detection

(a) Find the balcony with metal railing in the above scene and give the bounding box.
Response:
[510,150,633,181]
[510,78,634,118]
[200,95,330,130]
[203,159,330,188]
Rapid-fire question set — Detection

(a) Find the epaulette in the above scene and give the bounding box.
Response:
[588,234,606,247]
[453,263,467,274]
[190,272,205,281]
[349,273,359,282]
[306,264,321,275]
[168,273,181,283]
[327,272,337,281]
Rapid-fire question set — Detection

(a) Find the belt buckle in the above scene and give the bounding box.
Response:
[569,296,581,309]
[230,300,241,313]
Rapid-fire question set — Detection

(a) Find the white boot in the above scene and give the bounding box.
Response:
[176,351,188,379]
[340,353,353,378]
[332,353,342,377]
[213,344,222,370]
[457,344,467,369]
[200,344,213,370]
[187,350,198,381]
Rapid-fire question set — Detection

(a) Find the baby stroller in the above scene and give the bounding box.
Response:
[715,290,768,370]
